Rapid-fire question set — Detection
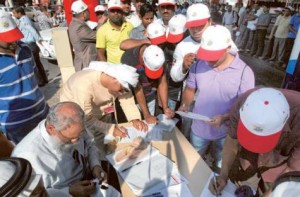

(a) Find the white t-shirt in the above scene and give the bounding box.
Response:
[171,36,200,82]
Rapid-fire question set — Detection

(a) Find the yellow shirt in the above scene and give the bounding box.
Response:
[96,20,133,63]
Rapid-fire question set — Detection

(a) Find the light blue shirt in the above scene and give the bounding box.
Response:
[18,15,41,43]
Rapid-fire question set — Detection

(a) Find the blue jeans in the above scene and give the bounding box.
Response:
[190,132,225,169]
[168,99,178,111]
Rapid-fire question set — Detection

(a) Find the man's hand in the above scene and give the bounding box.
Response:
[144,114,158,124]
[69,180,96,197]
[92,165,107,183]
[131,119,148,132]
[163,107,175,118]
[207,114,228,127]
[183,53,196,73]
[178,103,189,112]
[208,175,227,196]
[113,126,127,138]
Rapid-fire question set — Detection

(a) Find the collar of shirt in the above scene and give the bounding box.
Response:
[108,19,129,31]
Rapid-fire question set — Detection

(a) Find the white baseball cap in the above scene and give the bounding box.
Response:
[238,88,290,154]
[158,0,176,6]
[95,5,106,13]
[274,7,283,12]
[108,0,123,10]
[71,0,88,14]
[197,25,232,61]
[186,3,210,28]
[167,14,187,43]
[146,22,166,45]
[143,45,165,79]
[0,11,23,42]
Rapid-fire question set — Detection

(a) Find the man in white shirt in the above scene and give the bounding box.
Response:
[170,3,211,83]
[12,102,119,196]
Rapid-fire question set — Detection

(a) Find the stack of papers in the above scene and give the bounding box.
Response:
[175,111,212,122]
[200,173,256,197]
[119,115,178,143]
[106,146,190,196]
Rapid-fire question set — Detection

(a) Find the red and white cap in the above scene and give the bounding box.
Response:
[197,25,232,61]
[158,0,176,6]
[143,45,165,79]
[0,11,23,42]
[238,88,290,154]
[71,0,88,14]
[95,5,106,12]
[108,0,123,10]
[186,3,210,28]
[146,22,166,45]
[167,14,187,44]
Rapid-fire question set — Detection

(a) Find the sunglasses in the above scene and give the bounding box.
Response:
[109,9,123,13]
[95,11,104,15]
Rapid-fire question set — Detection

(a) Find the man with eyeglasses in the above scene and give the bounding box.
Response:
[12,102,120,196]
[69,1,97,71]
[60,61,148,160]
[96,0,133,63]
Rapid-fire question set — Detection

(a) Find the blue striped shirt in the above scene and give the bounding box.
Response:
[0,44,48,133]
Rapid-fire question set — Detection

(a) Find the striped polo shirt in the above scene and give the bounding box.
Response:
[0,43,48,133]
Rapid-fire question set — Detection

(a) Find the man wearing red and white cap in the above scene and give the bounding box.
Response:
[121,44,175,122]
[209,88,300,196]
[155,0,176,29]
[0,11,49,144]
[97,0,133,63]
[179,25,254,171]
[170,3,211,82]
[69,0,97,71]
[95,5,107,25]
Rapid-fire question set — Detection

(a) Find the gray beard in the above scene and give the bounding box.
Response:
[48,135,76,154]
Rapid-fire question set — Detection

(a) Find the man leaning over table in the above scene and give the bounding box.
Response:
[179,25,254,172]
[12,102,120,196]
[209,88,300,196]
[60,61,148,160]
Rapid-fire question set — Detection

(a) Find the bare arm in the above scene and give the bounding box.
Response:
[120,38,151,50]
[97,48,106,61]
[134,83,157,123]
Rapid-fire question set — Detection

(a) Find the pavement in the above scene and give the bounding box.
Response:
[40,53,286,106]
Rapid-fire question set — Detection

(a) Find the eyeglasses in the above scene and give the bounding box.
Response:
[95,11,104,15]
[58,130,85,142]
[118,87,130,95]
[109,9,123,13]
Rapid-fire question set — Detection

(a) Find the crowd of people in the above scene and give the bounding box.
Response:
[0,0,300,196]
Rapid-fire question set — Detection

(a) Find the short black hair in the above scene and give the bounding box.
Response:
[139,4,155,18]
[13,6,25,15]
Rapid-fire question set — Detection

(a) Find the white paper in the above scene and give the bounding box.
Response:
[175,111,212,121]
[120,154,186,196]
[119,125,163,143]
[155,114,179,132]
[106,145,160,172]
[142,183,193,197]
[200,173,238,197]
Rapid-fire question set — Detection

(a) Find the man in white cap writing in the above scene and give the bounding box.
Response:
[69,0,97,71]
[12,102,120,196]
[60,61,147,160]
[121,44,175,123]
[0,11,49,144]
[209,87,300,196]
[179,25,254,171]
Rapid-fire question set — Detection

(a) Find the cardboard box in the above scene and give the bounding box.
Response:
[52,27,75,84]
[112,127,212,197]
